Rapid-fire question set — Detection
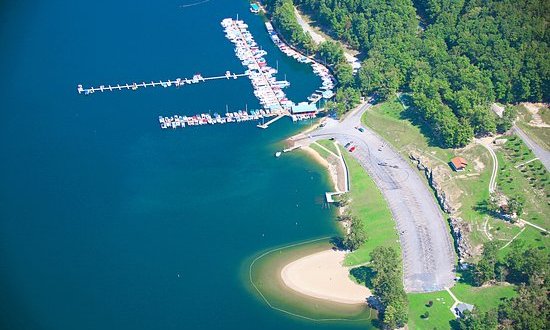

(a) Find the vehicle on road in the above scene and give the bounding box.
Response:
[358,127,365,132]
[349,146,356,152]
[344,142,352,148]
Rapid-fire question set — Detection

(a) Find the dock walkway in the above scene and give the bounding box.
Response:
[77,72,248,95]
[257,114,287,129]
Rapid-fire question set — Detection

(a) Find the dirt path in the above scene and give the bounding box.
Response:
[293,7,361,70]
[476,139,498,194]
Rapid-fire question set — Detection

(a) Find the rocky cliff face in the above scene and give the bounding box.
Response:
[449,217,473,263]
[409,152,455,213]
[409,151,473,261]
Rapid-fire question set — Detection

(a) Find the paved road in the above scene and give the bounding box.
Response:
[294,103,456,292]
[514,125,550,171]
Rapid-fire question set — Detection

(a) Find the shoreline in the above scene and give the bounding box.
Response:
[301,145,340,192]
[281,249,371,305]
[245,239,375,322]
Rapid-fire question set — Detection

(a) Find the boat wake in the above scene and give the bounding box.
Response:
[179,0,210,9]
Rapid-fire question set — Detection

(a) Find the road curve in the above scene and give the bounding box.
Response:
[513,125,550,171]
[294,103,456,292]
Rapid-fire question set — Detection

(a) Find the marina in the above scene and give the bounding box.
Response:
[264,22,336,103]
[221,17,292,113]
[78,17,325,130]
[158,109,316,130]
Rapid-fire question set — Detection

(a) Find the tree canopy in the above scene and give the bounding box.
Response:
[370,246,409,329]
[267,0,550,147]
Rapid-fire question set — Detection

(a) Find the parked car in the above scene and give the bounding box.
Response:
[358,127,365,132]
[344,142,352,148]
[349,146,356,152]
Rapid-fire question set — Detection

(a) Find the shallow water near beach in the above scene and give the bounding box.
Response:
[0,1,373,329]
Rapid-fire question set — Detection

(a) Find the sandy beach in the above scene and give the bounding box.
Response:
[281,249,371,304]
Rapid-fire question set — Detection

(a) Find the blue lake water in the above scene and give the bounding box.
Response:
[0,1,370,329]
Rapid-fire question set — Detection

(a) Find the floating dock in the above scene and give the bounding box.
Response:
[77,17,324,130]
[159,109,315,130]
[222,18,291,113]
[77,72,248,95]
[257,114,286,129]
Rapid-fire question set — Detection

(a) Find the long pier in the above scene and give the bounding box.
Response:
[77,72,248,95]
[257,114,286,129]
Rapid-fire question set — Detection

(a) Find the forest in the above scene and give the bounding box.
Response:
[265,0,549,148]
[456,241,549,329]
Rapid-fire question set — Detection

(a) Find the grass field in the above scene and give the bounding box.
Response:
[406,282,517,329]
[516,104,550,150]
[450,282,516,312]
[316,139,339,155]
[407,291,455,330]
[363,97,520,249]
[339,147,400,266]
[309,143,331,159]
[363,96,454,163]
[496,135,550,230]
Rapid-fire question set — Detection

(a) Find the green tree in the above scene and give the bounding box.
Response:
[505,243,549,285]
[473,241,499,286]
[456,309,498,330]
[318,40,345,66]
[335,87,360,116]
[498,285,549,330]
[292,0,550,150]
[507,196,525,217]
[334,62,354,87]
[370,246,409,329]
[342,216,366,251]
[496,106,518,133]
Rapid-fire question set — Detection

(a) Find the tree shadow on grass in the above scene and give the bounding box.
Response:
[455,268,477,287]
[399,105,446,148]
[350,266,375,289]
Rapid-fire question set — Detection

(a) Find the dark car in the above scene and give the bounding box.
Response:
[358,127,365,132]
[344,142,352,148]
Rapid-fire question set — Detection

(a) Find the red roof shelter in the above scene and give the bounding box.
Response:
[450,157,468,171]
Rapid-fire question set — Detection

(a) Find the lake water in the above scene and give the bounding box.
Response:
[0,1,371,329]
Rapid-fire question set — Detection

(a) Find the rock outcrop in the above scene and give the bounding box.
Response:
[409,152,473,261]
[409,152,455,213]
[448,217,473,262]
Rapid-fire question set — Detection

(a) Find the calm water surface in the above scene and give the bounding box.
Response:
[0,1,372,329]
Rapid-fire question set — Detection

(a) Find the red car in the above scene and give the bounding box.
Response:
[349,146,356,152]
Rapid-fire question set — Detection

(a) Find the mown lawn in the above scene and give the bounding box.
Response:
[309,143,331,159]
[340,147,400,266]
[407,290,455,330]
[407,282,517,330]
[316,139,338,155]
[363,97,454,163]
[450,282,516,312]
